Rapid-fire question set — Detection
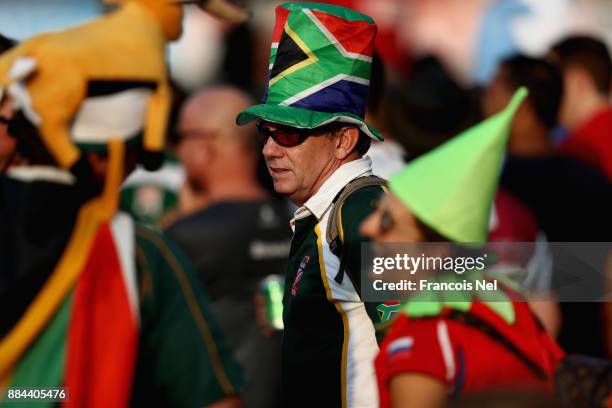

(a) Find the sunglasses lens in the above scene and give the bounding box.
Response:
[273,129,303,147]
[256,123,272,144]
[381,210,394,233]
[256,123,305,147]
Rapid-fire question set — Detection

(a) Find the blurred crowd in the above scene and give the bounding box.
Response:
[0,0,612,407]
[123,11,611,408]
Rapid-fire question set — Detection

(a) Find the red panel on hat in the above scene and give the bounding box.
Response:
[272,6,291,44]
[311,9,376,58]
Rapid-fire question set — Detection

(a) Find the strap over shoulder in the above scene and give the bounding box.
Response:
[326,175,387,284]
[326,175,387,255]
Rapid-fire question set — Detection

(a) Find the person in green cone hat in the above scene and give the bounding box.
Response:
[236,3,387,407]
[360,88,564,407]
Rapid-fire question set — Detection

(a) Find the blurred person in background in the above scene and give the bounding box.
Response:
[0,0,252,403]
[0,91,15,172]
[483,56,562,160]
[365,53,407,179]
[169,87,271,216]
[485,55,612,357]
[166,86,292,408]
[362,89,563,408]
[387,56,481,161]
[0,100,244,408]
[390,55,559,334]
[235,3,387,406]
[549,35,612,180]
[0,34,15,171]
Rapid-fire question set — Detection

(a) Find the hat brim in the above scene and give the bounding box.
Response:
[236,104,383,141]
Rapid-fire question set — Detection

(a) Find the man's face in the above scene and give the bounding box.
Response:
[176,132,213,192]
[176,112,224,192]
[360,192,425,243]
[261,121,337,206]
[483,67,528,154]
[176,88,255,193]
[482,68,513,118]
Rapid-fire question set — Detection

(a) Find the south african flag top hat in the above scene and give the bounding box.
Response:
[236,2,382,141]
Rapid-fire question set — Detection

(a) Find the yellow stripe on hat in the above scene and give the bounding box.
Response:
[269,21,319,87]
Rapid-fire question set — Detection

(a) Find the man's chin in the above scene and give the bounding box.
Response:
[272,180,295,195]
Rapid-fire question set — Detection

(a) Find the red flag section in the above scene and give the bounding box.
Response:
[63,223,138,408]
[272,7,291,43]
[311,9,376,57]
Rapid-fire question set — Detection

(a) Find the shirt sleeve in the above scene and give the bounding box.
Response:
[132,225,244,408]
[377,316,454,389]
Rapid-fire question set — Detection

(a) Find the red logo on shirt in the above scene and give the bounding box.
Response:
[291,256,311,296]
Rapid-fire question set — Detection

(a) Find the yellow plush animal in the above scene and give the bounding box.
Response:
[0,0,249,171]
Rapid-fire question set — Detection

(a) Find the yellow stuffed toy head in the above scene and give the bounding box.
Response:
[103,0,251,40]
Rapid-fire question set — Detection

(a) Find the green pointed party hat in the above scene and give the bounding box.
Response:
[389,87,528,243]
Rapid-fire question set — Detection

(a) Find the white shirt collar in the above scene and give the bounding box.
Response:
[293,156,373,221]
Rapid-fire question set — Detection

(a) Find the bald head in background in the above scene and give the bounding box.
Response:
[176,86,266,212]
[167,87,290,408]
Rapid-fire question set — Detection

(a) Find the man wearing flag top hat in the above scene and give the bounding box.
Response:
[360,88,564,407]
[237,3,386,407]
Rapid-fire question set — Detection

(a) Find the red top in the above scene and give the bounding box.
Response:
[559,107,612,181]
[375,301,564,407]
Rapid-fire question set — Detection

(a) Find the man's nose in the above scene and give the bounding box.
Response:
[262,136,284,159]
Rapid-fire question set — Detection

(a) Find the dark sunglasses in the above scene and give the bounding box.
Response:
[380,208,395,234]
[372,198,395,234]
[256,121,343,148]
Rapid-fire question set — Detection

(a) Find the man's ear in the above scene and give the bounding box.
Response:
[334,126,360,160]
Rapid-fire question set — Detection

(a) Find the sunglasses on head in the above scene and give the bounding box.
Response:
[256,121,344,148]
